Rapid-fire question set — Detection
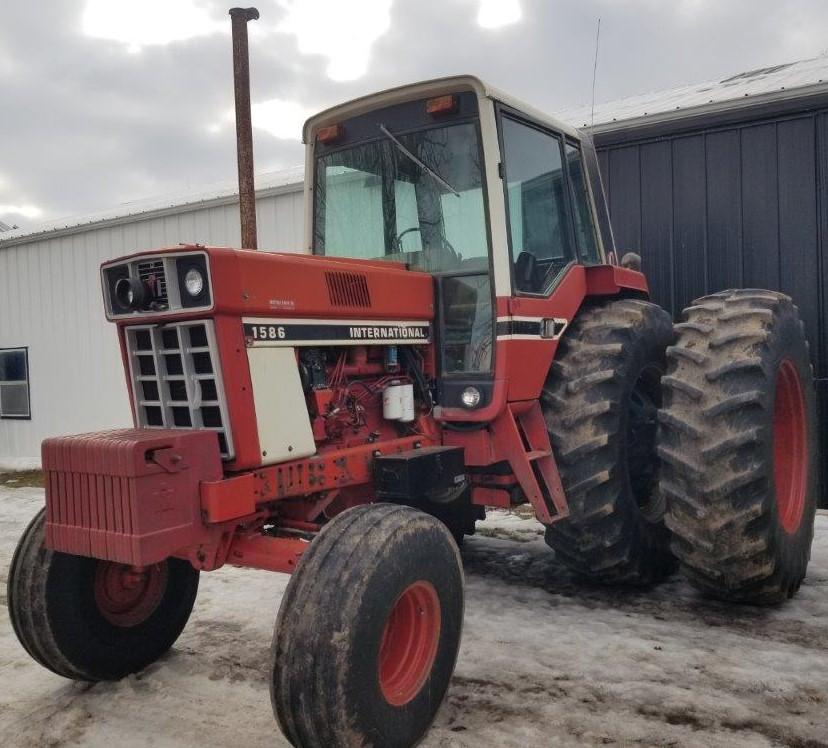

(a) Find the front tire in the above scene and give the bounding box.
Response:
[8,509,200,680]
[271,504,464,748]
[658,289,818,604]
[542,298,677,584]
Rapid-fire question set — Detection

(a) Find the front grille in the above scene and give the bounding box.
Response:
[125,321,233,458]
[325,271,371,308]
[137,259,168,305]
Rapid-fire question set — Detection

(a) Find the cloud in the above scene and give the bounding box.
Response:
[477,0,522,29]
[81,0,223,52]
[0,204,43,220]
[5,0,828,228]
[251,98,314,140]
[212,98,314,140]
[276,0,393,81]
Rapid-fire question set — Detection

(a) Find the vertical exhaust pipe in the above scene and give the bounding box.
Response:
[229,7,259,250]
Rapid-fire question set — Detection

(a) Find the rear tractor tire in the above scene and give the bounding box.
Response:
[271,504,464,748]
[542,298,676,585]
[659,289,818,604]
[8,509,200,680]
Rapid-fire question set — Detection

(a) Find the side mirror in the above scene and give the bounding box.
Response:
[620,252,642,272]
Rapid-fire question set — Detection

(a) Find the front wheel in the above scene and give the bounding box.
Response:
[271,504,464,748]
[7,509,200,680]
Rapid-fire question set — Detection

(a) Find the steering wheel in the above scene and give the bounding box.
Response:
[394,226,461,269]
[395,226,423,251]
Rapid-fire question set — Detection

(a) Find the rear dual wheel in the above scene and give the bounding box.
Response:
[659,290,818,604]
[542,299,677,584]
[7,509,199,680]
[271,504,464,748]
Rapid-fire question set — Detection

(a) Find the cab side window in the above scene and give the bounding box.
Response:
[564,142,601,264]
[501,116,575,294]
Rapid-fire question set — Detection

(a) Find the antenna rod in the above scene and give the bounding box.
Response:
[229,7,259,250]
[590,17,601,129]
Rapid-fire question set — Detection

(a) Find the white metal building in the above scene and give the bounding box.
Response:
[0,167,304,469]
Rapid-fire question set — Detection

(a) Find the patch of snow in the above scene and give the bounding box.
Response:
[1,489,826,745]
[0,457,41,472]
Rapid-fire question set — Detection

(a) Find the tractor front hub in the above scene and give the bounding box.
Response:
[93,562,167,627]
[378,580,442,706]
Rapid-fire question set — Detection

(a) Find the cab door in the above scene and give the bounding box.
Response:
[500,113,580,294]
[496,109,602,400]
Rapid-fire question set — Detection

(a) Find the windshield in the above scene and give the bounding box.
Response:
[313,122,489,273]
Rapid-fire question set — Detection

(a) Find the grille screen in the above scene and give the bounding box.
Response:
[325,271,371,308]
[137,259,168,305]
[126,321,233,458]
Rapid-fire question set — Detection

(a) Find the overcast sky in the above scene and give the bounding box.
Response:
[2,0,828,228]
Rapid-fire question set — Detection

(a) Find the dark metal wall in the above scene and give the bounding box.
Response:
[594,107,828,497]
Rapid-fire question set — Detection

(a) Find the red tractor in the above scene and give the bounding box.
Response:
[7,34,818,748]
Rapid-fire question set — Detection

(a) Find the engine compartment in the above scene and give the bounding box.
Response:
[298,344,433,451]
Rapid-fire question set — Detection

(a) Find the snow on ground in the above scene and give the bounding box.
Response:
[1,487,827,747]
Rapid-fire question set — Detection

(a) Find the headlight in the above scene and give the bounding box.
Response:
[114,277,148,310]
[176,255,211,308]
[460,386,481,408]
[184,268,204,297]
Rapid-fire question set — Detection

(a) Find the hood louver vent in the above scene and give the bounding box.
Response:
[325,271,371,308]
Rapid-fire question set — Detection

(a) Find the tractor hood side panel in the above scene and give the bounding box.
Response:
[210,248,434,321]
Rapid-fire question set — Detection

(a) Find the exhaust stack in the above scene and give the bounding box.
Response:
[229,6,259,250]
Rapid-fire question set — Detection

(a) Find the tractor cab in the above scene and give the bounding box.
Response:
[303,76,618,418]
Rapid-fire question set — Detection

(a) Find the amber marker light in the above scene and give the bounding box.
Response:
[317,124,343,143]
[426,95,458,115]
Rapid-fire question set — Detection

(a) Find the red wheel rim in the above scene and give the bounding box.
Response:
[378,581,441,706]
[773,358,808,534]
[93,561,167,627]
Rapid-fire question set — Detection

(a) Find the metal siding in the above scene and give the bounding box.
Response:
[597,149,610,205]
[778,117,821,367]
[0,189,303,467]
[599,115,826,349]
[671,135,707,311]
[741,123,780,290]
[639,140,674,310]
[608,145,641,253]
[705,129,743,292]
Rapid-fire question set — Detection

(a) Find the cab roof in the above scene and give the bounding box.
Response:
[302,75,580,143]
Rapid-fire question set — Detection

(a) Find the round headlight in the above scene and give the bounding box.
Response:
[114,277,148,310]
[184,267,204,297]
[460,386,481,409]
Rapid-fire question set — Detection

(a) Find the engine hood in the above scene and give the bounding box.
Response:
[208,246,434,321]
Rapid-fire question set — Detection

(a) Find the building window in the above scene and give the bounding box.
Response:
[0,348,30,419]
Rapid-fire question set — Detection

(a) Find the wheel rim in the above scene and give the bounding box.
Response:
[627,363,663,517]
[378,581,441,706]
[773,358,808,535]
[93,561,167,627]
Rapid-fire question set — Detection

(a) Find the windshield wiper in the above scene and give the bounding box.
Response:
[379,124,460,197]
